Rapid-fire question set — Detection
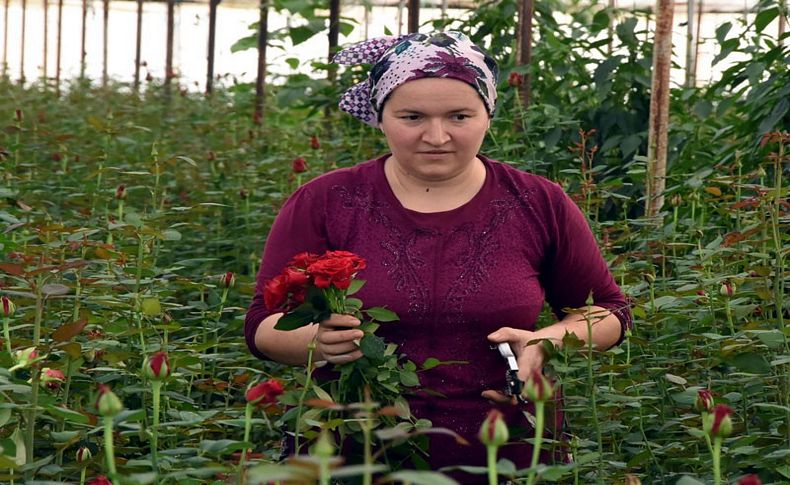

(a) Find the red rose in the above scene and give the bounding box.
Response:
[292,157,307,173]
[288,252,320,270]
[738,475,762,485]
[508,72,523,88]
[88,476,113,485]
[323,251,366,272]
[263,274,289,311]
[307,257,361,290]
[310,135,320,150]
[246,380,284,407]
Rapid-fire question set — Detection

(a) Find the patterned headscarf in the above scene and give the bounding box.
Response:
[334,31,499,128]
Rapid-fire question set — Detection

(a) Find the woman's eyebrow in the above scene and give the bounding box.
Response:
[392,107,474,114]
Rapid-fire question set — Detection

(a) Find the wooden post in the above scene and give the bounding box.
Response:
[20,0,26,84]
[165,0,174,89]
[206,0,220,94]
[80,0,87,79]
[2,0,9,79]
[102,0,108,87]
[408,0,419,33]
[56,0,62,93]
[780,0,786,42]
[328,0,339,81]
[441,0,447,22]
[645,0,674,218]
[515,0,534,131]
[607,0,615,55]
[685,0,696,87]
[363,1,369,40]
[253,0,268,126]
[397,0,405,35]
[693,0,702,81]
[133,0,143,90]
[43,0,48,81]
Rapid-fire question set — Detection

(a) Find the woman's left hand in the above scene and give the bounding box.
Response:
[481,327,546,405]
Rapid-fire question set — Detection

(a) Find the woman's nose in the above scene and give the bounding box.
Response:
[422,119,450,145]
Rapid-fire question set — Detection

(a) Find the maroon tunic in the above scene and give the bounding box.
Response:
[245,154,631,477]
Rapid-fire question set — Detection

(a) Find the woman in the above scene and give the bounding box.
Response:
[245,31,631,478]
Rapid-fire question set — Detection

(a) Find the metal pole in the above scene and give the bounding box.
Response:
[80,0,87,79]
[780,0,786,42]
[206,0,219,94]
[408,0,419,33]
[43,0,48,82]
[397,0,404,35]
[685,0,696,87]
[165,0,174,89]
[20,0,26,84]
[2,0,9,79]
[133,0,142,90]
[254,0,268,126]
[56,0,63,93]
[102,0,108,87]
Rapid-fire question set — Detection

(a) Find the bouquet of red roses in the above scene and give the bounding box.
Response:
[263,250,397,362]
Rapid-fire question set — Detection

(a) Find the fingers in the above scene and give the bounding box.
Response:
[487,326,519,343]
[320,313,361,329]
[481,389,517,406]
[316,313,364,365]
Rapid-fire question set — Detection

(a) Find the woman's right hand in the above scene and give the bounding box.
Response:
[315,313,364,365]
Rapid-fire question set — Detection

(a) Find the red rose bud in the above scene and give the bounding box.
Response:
[52,152,62,162]
[508,72,523,88]
[245,380,284,407]
[239,188,249,199]
[288,252,320,270]
[15,109,23,122]
[738,475,762,485]
[695,389,714,413]
[14,347,38,368]
[291,157,307,174]
[143,351,170,381]
[221,271,235,289]
[310,135,320,150]
[115,184,127,200]
[1,296,15,317]
[41,368,66,389]
[719,281,735,297]
[478,409,508,447]
[523,368,554,402]
[88,476,113,485]
[703,404,734,438]
[76,446,92,462]
[96,384,124,417]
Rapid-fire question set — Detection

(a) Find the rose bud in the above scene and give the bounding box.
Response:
[478,409,508,447]
[738,475,762,485]
[220,271,235,289]
[642,272,656,284]
[145,72,153,82]
[624,475,642,485]
[115,184,127,200]
[15,109,23,122]
[88,476,113,485]
[76,446,92,462]
[703,404,734,438]
[142,351,170,381]
[523,368,554,402]
[52,152,62,162]
[40,368,67,390]
[695,389,714,413]
[14,347,38,368]
[1,296,15,317]
[245,379,284,407]
[291,157,307,174]
[313,430,334,459]
[310,135,320,150]
[507,72,523,88]
[694,289,707,305]
[719,281,735,297]
[669,193,682,207]
[239,188,250,199]
[96,384,124,417]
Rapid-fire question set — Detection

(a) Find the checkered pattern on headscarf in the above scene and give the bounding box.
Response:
[334,31,499,128]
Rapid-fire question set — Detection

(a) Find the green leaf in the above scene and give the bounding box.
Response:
[199,439,251,454]
[44,405,89,424]
[754,7,779,33]
[290,26,318,45]
[365,306,399,322]
[675,476,706,485]
[339,21,355,37]
[715,22,732,44]
[161,229,182,241]
[730,352,771,374]
[360,334,385,360]
[230,34,258,53]
[385,470,459,485]
[274,309,316,331]
[399,369,420,387]
[346,278,366,295]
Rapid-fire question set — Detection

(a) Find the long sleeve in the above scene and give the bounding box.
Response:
[538,186,632,343]
[244,185,329,360]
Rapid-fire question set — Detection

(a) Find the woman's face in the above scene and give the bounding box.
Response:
[379,77,490,184]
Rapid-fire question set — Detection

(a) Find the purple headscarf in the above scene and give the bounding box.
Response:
[334,31,499,128]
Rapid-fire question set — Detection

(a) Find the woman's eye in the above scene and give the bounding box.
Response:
[403,115,421,121]
[452,114,469,121]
